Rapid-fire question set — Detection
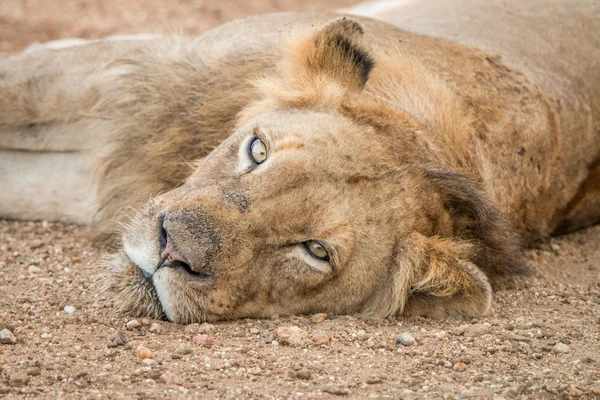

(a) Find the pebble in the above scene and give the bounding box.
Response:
[288,369,311,380]
[159,371,182,385]
[569,388,583,398]
[453,362,468,372]
[108,331,127,348]
[192,334,214,346]
[275,325,308,347]
[311,313,328,324]
[8,372,29,387]
[63,305,76,314]
[137,345,153,359]
[126,320,141,330]
[149,323,161,334]
[184,323,200,334]
[29,240,45,249]
[464,324,491,338]
[354,329,368,341]
[323,386,350,396]
[198,323,213,334]
[0,328,17,344]
[174,346,193,355]
[74,370,89,379]
[309,331,331,345]
[552,342,570,353]
[395,333,416,346]
[27,265,42,274]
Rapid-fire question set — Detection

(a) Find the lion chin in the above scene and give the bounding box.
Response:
[101,253,166,321]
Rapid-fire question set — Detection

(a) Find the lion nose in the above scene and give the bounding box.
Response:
[159,231,190,268]
[158,209,221,278]
[158,219,204,277]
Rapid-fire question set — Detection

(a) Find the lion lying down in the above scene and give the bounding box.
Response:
[1,0,599,323]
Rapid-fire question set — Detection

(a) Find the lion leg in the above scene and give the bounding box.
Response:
[0,36,162,224]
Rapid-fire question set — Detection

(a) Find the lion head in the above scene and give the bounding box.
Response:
[104,18,523,324]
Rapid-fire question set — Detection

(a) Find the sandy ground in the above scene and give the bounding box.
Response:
[1,1,600,399]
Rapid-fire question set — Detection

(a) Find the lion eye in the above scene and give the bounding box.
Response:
[249,137,267,164]
[304,240,329,260]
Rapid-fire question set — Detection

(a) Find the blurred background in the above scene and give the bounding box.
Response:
[0,0,359,54]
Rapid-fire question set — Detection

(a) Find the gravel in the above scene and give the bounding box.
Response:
[311,313,328,323]
[126,319,141,330]
[137,345,153,359]
[63,305,76,314]
[553,342,571,353]
[8,372,29,387]
[0,328,16,344]
[275,325,309,347]
[192,334,214,346]
[395,332,416,346]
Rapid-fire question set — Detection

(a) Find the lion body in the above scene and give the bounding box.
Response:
[1,0,599,322]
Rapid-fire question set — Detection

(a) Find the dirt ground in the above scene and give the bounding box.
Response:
[1,1,599,399]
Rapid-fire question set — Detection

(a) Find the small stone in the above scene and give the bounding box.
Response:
[288,369,311,380]
[192,334,214,346]
[74,370,89,379]
[27,368,41,376]
[142,359,155,366]
[275,326,308,347]
[30,240,45,250]
[108,331,127,348]
[184,323,200,334]
[8,372,29,387]
[395,333,416,346]
[137,345,153,359]
[159,371,182,385]
[568,388,583,398]
[126,320,141,330]
[198,323,213,334]
[354,329,368,341]
[464,324,491,338]
[452,362,468,372]
[143,378,157,387]
[27,265,42,274]
[63,306,76,314]
[175,346,193,355]
[311,313,328,324]
[149,323,161,334]
[0,328,16,344]
[309,331,331,345]
[550,243,560,255]
[552,342,570,354]
[323,386,350,396]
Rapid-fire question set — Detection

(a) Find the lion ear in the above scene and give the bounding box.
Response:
[363,233,493,319]
[287,17,374,92]
[402,234,493,319]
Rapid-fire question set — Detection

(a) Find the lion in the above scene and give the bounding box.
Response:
[0,0,599,324]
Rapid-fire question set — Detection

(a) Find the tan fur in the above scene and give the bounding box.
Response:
[1,2,598,323]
